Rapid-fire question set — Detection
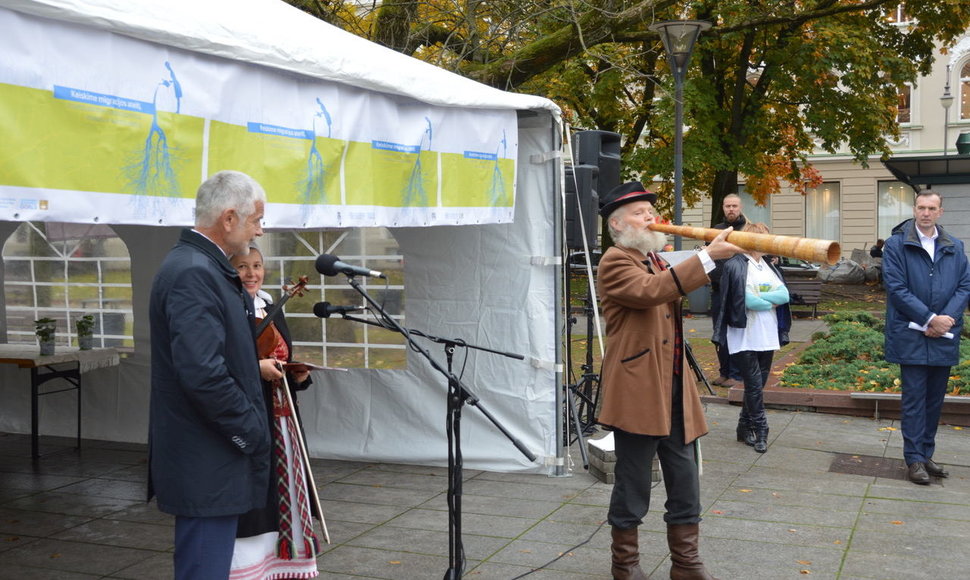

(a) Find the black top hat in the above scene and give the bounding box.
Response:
[599,181,657,217]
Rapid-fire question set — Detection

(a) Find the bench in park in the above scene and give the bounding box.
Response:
[849,391,970,420]
[786,278,823,318]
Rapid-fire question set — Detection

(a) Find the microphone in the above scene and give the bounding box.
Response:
[315,254,386,279]
[313,301,365,318]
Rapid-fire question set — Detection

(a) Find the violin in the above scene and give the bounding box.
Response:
[254,276,309,359]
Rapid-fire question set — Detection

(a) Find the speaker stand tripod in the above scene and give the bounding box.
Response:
[564,255,602,469]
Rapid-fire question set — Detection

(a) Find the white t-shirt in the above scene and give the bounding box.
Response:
[727,256,782,354]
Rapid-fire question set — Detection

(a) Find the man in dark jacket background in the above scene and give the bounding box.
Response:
[882,190,970,485]
[709,194,747,387]
[149,170,280,579]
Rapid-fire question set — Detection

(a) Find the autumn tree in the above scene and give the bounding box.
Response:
[286,0,970,225]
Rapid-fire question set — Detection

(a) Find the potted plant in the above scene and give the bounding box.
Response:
[34,317,57,355]
[75,314,95,350]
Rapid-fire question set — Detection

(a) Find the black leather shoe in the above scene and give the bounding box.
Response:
[925,459,949,478]
[744,429,757,447]
[908,462,930,485]
[753,429,768,453]
[736,424,756,446]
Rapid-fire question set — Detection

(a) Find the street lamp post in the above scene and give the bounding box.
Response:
[941,64,954,156]
[649,19,711,250]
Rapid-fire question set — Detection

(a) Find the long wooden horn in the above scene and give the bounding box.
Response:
[648,223,841,265]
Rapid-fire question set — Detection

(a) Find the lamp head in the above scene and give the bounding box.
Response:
[648,20,712,74]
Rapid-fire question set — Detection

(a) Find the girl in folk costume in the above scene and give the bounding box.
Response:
[230,244,321,580]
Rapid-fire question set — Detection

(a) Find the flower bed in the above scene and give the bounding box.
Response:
[778,311,970,396]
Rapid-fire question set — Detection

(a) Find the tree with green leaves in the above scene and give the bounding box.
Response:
[286,0,970,225]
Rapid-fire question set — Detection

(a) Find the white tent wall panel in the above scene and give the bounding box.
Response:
[0,114,562,473]
[0,115,562,472]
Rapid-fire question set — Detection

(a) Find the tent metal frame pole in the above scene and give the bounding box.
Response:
[553,122,567,477]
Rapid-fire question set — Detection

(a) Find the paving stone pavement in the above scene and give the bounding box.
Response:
[2,401,969,579]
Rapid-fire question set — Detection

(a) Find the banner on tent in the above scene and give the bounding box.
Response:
[0,8,518,228]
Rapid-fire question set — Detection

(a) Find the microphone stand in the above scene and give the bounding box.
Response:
[339,276,536,580]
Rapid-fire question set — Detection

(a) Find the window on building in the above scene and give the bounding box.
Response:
[897,84,911,124]
[805,182,840,241]
[736,185,771,228]
[961,60,970,122]
[3,222,133,348]
[877,181,914,239]
[885,4,911,24]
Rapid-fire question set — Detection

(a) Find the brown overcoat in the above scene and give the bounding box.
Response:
[595,245,711,443]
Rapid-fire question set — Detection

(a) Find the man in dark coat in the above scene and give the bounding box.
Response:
[149,170,280,579]
[709,194,747,388]
[596,181,741,580]
[882,190,970,485]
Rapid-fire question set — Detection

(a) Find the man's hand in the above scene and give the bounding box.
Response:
[707,227,744,260]
[926,315,955,338]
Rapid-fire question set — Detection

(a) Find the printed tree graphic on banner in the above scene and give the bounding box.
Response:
[404,117,432,206]
[125,61,183,216]
[490,130,508,205]
[301,97,331,206]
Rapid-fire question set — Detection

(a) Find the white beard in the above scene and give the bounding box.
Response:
[614,225,667,255]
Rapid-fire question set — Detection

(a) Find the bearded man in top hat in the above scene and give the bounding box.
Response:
[596,181,742,580]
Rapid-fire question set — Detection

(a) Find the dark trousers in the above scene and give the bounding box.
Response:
[900,364,950,465]
[734,350,774,431]
[174,514,238,580]
[608,383,701,528]
[715,342,740,381]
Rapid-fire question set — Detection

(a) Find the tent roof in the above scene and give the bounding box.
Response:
[2,0,560,116]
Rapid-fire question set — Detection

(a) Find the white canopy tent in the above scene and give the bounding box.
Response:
[0,0,569,473]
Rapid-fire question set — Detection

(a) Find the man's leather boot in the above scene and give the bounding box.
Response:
[667,523,719,580]
[611,526,648,580]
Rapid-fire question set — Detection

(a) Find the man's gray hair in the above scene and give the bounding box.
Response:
[606,205,628,238]
[194,170,267,228]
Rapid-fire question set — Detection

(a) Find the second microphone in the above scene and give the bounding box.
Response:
[313,301,365,318]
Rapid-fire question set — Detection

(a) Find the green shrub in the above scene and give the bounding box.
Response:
[779,311,970,395]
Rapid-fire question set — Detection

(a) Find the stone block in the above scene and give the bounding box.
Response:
[588,442,660,484]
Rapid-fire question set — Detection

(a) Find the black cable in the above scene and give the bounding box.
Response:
[508,520,607,579]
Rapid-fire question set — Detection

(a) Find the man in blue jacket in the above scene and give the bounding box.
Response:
[882,190,970,485]
[149,170,281,578]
